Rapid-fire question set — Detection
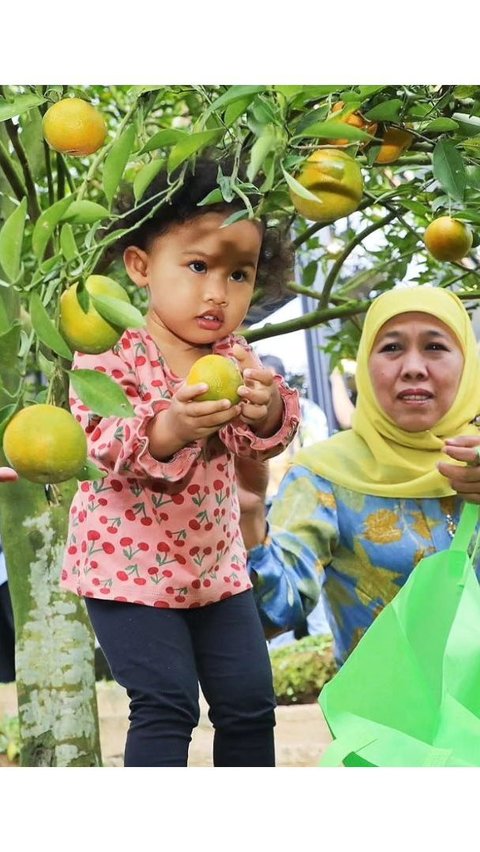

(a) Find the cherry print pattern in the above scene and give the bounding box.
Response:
[61,328,300,609]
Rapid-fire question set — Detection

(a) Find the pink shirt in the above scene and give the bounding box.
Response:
[61,329,300,609]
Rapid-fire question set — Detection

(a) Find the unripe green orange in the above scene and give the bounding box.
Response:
[3,404,87,484]
[289,148,363,223]
[60,275,130,354]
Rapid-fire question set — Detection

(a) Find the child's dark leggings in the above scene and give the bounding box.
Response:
[85,589,276,767]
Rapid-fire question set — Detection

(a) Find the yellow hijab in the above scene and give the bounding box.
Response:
[295,286,480,498]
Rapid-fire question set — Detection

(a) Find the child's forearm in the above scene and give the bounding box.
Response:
[145,409,189,460]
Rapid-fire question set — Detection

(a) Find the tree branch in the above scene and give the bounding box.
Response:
[0,139,26,203]
[3,118,41,222]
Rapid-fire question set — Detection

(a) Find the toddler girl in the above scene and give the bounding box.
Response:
[61,157,300,766]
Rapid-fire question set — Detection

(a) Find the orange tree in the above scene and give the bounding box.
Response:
[1,83,480,765]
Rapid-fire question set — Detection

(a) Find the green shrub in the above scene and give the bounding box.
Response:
[0,714,20,763]
[269,634,337,705]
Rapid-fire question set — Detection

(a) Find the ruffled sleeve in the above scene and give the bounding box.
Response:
[70,332,203,482]
[215,335,301,460]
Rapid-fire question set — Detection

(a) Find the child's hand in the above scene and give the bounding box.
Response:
[232,344,283,436]
[169,382,242,444]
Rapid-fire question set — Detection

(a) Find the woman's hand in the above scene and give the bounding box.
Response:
[232,344,283,436]
[438,435,480,503]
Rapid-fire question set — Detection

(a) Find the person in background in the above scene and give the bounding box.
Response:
[239,286,480,668]
[0,467,17,683]
[329,359,356,430]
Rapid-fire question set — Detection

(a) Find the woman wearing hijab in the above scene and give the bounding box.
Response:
[239,286,480,667]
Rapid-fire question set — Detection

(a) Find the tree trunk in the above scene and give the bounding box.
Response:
[0,476,102,766]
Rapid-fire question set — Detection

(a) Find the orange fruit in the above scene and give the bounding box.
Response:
[289,148,363,223]
[186,354,242,403]
[373,127,413,164]
[424,216,473,262]
[42,98,107,156]
[328,101,378,146]
[60,275,131,354]
[3,404,87,484]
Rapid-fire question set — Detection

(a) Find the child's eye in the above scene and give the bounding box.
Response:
[230,270,247,282]
[189,261,207,273]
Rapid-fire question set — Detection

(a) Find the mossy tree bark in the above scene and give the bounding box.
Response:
[0,476,102,766]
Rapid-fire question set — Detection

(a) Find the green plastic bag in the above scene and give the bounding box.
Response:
[319,501,480,767]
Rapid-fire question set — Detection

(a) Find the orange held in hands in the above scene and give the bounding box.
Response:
[60,274,131,354]
[186,354,242,404]
[289,148,363,223]
[3,404,88,484]
[424,216,473,262]
[42,97,107,156]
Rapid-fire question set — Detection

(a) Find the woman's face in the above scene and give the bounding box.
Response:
[368,312,464,432]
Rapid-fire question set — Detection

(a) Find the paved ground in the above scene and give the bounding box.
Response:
[0,681,332,767]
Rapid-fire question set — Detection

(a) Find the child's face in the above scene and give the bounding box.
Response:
[124,212,263,348]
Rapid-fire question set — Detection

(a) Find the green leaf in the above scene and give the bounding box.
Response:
[139,128,186,155]
[247,125,277,182]
[59,224,79,262]
[75,458,107,481]
[68,369,135,418]
[167,129,223,173]
[32,196,74,261]
[295,119,374,142]
[0,323,21,370]
[103,124,137,207]
[219,210,250,228]
[0,93,45,122]
[89,294,146,330]
[422,118,459,133]
[224,97,252,126]
[205,85,265,116]
[432,139,466,202]
[197,188,224,206]
[133,158,164,202]
[399,198,429,217]
[451,112,480,137]
[29,292,73,360]
[364,99,403,121]
[272,85,305,100]
[0,404,18,442]
[0,198,27,282]
[281,166,323,205]
[302,260,318,288]
[357,85,386,99]
[466,164,480,190]
[454,86,479,99]
[61,200,111,225]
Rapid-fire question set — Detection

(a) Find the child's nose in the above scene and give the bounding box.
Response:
[204,277,228,306]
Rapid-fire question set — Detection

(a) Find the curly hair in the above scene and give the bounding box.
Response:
[108,155,294,299]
